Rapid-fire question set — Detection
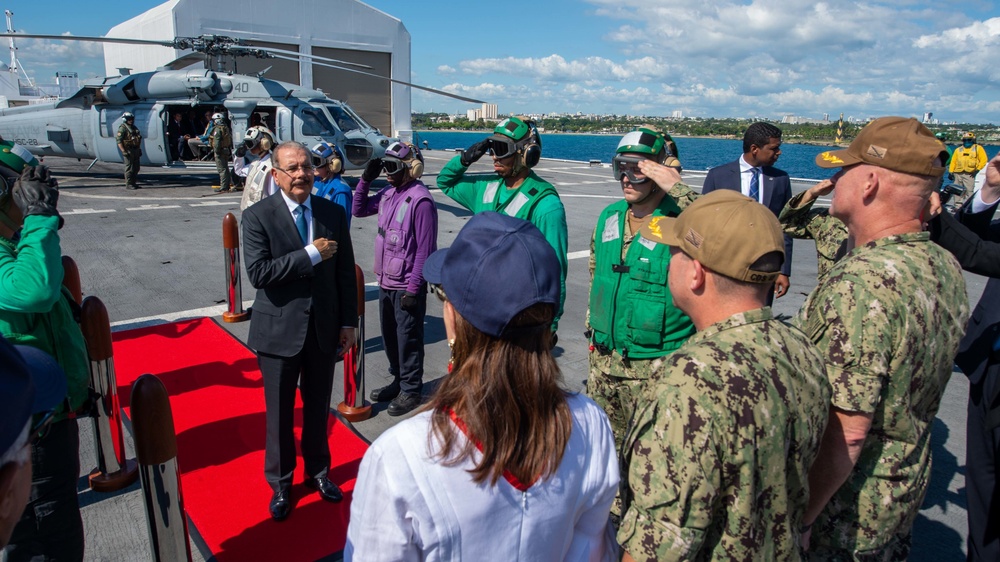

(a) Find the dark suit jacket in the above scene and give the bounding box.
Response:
[702,159,794,276]
[242,193,358,357]
[944,200,1000,385]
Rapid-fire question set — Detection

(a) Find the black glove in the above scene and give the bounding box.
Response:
[235,144,247,158]
[947,172,955,181]
[362,158,383,182]
[400,292,418,312]
[460,139,490,167]
[13,165,59,220]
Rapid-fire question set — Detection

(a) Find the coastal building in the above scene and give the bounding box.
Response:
[102,0,411,137]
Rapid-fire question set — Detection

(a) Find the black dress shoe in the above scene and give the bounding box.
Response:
[269,490,291,521]
[305,476,343,503]
[369,381,400,403]
[387,392,421,417]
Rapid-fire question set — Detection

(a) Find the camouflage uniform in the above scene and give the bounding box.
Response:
[795,232,970,559]
[665,180,699,211]
[210,121,233,191]
[618,308,831,562]
[116,121,142,187]
[778,191,849,279]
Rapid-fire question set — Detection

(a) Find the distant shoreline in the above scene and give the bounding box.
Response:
[413,129,847,147]
[414,129,998,147]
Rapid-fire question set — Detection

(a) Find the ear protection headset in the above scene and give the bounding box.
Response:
[518,120,542,169]
[244,126,275,152]
[384,141,424,179]
[310,142,343,174]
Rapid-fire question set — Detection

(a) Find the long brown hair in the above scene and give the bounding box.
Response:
[426,302,572,487]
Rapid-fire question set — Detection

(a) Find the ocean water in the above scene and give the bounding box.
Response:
[415,130,1000,182]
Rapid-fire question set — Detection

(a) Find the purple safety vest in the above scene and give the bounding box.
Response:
[374,181,433,290]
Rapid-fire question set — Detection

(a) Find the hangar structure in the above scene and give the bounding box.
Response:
[103,0,411,138]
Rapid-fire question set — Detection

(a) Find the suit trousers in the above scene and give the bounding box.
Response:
[966,357,1000,561]
[378,288,426,394]
[258,315,336,492]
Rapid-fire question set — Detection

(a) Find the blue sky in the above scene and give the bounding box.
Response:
[4,0,1000,123]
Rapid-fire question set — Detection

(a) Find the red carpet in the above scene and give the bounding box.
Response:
[113,317,369,561]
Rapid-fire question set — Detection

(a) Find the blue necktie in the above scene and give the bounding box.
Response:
[295,205,309,245]
[749,168,760,202]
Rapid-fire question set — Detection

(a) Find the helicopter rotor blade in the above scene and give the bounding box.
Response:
[268,53,485,104]
[0,33,176,48]
[246,45,372,69]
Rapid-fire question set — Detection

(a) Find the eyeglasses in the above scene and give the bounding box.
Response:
[612,155,650,184]
[382,158,409,176]
[31,408,57,445]
[488,138,518,159]
[273,164,315,176]
[429,283,447,302]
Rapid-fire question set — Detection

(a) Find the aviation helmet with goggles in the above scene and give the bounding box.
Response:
[243,126,275,151]
[382,141,424,178]
[487,117,532,159]
[212,112,225,122]
[613,128,669,184]
[122,112,134,120]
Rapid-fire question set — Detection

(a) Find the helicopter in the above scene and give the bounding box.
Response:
[0,33,484,170]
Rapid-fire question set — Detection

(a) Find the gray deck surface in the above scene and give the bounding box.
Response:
[32,150,979,561]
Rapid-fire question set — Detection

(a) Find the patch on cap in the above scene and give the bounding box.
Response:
[646,215,665,240]
[866,144,887,160]
[683,227,704,249]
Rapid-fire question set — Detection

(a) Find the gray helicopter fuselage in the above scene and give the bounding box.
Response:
[0,69,393,169]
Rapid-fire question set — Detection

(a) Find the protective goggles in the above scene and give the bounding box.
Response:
[612,155,650,184]
[488,137,519,159]
[382,157,409,176]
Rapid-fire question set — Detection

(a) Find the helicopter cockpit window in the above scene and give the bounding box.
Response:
[299,108,336,137]
[321,104,362,133]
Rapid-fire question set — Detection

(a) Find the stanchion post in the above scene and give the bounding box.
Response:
[61,255,82,305]
[222,212,249,323]
[338,265,371,421]
[80,295,138,492]
[131,374,192,562]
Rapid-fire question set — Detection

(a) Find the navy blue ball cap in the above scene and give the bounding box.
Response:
[13,345,68,415]
[424,212,560,338]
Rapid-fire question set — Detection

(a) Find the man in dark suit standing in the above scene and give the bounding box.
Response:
[242,142,358,522]
[931,152,1000,561]
[702,122,793,302]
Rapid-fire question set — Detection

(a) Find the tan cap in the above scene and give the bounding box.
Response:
[815,116,949,178]
[639,190,784,284]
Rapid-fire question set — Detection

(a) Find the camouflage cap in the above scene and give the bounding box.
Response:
[816,116,949,178]
[639,190,784,283]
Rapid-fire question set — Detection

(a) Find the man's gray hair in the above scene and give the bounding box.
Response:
[0,421,30,468]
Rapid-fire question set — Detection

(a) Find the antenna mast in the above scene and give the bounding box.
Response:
[5,10,36,88]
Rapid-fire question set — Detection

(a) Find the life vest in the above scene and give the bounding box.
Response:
[588,198,694,359]
[480,175,557,221]
[240,153,274,211]
[374,180,434,290]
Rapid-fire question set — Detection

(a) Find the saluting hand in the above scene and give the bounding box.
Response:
[313,237,338,260]
[638,159,683,192]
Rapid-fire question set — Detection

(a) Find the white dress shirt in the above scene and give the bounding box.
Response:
[279,190,321,265]
[738,155,765,204]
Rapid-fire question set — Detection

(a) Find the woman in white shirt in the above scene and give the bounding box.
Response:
[346,212,619,562]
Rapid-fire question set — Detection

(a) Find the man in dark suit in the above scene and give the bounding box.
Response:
[702,122,793,302]
[930,152,1000,561]
[241,142,358,521]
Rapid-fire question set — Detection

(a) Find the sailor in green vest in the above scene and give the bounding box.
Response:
[437,116,567,333]
[586,127,695,460]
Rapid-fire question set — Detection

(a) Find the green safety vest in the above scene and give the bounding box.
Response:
[588,198,694,359]
[479,175,558,220]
